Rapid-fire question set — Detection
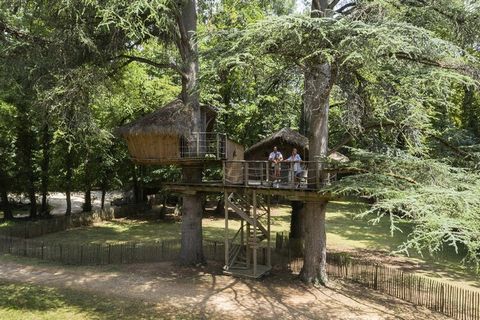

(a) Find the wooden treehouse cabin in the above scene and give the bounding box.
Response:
[118,99,243,165]
[120,105,348,279]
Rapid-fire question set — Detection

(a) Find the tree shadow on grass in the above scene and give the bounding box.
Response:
[0,279,194,320]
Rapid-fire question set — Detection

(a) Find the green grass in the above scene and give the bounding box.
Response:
[36,206,292,245]
[0,280,199,320]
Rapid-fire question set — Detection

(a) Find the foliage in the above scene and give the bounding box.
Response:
[326,148,480,270]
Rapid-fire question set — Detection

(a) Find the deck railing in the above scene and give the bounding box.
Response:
[180,132,227,160]
[223,160,340,190]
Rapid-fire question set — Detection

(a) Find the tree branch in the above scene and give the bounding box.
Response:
[116,54,185,78]
[326,167,418,184]
[329,122,396,154]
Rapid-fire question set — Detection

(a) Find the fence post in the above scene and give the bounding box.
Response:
[108,244,111,264]
[440,283,445,314]
[80,245,84,264]
[374,264,378,290]
[41,242,44,260]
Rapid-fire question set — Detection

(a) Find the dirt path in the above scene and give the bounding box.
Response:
[0,259,449,320]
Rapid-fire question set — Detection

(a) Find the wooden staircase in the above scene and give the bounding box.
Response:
[224,191,271,278]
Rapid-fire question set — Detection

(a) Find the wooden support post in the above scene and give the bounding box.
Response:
[241,219,244,247]
[216,133,220,159]
[315,160,320,189]
[224,191,229,269]
[252,191,257,277]
[265,161,269,183]
[196,132,200,157]
[267,194,271,268]
[244,162,249,186]
[222,161,226,185]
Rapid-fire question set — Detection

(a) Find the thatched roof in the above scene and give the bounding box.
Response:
[118,99,217,137]
[245,127,348,162]
[246,128,308,154]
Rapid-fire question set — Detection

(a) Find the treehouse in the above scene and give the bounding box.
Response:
[118,99,243,165]
[245,127,348,162]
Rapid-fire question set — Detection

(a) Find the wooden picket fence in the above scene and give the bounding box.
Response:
[276,233,480,320]
[0,210,114,239]
[0,235,224,265]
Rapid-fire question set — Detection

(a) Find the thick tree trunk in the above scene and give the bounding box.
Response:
[300,24,335,284]
[179,166,205,265]
[290,201,304,239]
[300,200,328,284]
[290,201,305,257]
[177,0,205,266]
[84,189,92,212]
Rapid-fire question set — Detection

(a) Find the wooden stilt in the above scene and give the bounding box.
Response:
[224,191,229,269]
[267,194,271,268]
[252,190,257,277]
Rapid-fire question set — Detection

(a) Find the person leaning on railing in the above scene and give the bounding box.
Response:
[285,148,303,188]
[268,146,283,186]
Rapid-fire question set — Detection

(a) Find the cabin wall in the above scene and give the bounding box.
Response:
[225,139,245,184]
[126,134,180,163]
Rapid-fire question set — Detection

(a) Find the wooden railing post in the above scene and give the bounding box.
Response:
[244,162,249,186]
[216,133,220,159]
[265,161,269,183]
[196,132,200,157]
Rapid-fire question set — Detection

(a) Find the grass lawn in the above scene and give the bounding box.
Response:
[0,280,195,320]
[36,201,404,249]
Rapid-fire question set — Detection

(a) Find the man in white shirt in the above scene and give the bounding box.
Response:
[286,148,303,187]
[268,146,283,184]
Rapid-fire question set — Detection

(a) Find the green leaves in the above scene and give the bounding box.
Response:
[326,148,480,270]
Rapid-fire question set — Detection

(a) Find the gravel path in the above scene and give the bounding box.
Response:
[0,259,450,320]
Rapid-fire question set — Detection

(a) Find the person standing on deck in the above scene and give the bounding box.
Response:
[268,146,283,185]
[286,148,303,187]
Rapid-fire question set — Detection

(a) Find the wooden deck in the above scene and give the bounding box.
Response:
[164,182,336,201]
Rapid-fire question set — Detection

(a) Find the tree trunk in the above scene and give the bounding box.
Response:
[65,149,73,216]
[101,187,106,210]
[290,201,304,239]
[177,0,205,266]
[300,200,328,284]
[0,171,12,220]
[462,86,479,137]
[40,111,51,216]
[83,159,92,212]
[84,189,92,212]
[179,166,205,265]
[290,201,305,257]
[300,62,334,285]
